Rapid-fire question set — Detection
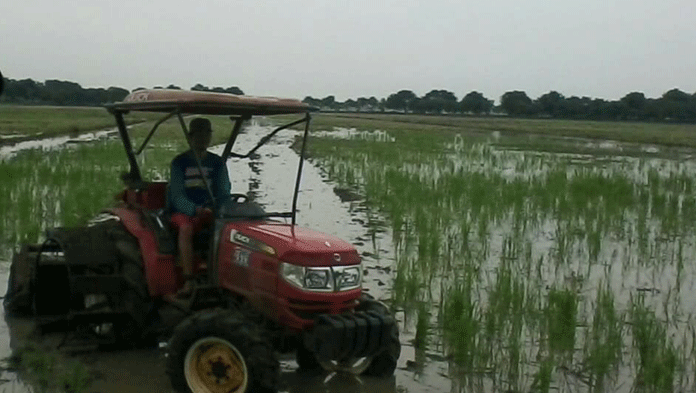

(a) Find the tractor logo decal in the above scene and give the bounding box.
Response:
[232,231,251,245]
[229,230,276,256]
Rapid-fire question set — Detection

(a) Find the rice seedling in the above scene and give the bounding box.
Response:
[441,274,480,377]
[582,282,623,392]
[546,287,578,361]
[629,295,679,392]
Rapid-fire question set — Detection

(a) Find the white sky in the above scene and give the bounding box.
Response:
[1,0,695,103]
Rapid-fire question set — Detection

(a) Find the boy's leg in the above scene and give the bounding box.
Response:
[171,213,196,296]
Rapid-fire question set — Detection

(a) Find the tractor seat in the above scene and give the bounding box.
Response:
[123,182,168,210]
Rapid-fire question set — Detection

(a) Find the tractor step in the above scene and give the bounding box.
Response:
[69,275,126,294]
[162,285,225,313]
[35,309,130,336]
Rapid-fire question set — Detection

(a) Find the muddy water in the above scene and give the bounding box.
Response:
[0,123,446,392]
[0,129,119,161]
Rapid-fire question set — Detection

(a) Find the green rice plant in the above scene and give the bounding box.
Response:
[414,300,431,351]
[530,356,554,393]
[58,360,92,393]
[442,275,480,375]
[391,256,423,325]
[546,287,578,361]
[582,283,623,392]
[630,295,679,392]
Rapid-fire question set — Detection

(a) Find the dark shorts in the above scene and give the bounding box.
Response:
[170,212,212,233]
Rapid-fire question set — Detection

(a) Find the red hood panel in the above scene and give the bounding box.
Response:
[230,222,359,266]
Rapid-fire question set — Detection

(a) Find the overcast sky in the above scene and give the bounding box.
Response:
[1,0,694,103]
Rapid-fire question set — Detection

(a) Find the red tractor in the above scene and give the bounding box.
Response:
[4,89,400,392]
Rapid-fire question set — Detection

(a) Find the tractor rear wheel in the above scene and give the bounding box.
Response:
[108,223,155,346]
[166,309,279,393]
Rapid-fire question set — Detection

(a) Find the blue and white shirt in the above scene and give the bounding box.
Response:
[170,150,231,216]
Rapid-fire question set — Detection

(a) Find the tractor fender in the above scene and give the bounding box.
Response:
[106,208,178,296]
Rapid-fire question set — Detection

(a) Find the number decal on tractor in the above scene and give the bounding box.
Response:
[234,248,251,267]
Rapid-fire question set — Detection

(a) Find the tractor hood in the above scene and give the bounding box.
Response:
[230,222,360,267]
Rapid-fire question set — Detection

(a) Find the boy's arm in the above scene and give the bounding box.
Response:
[170,159,197,216]
[215,161,232,203]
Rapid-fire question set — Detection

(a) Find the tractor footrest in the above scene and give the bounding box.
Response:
[304,311,395,362]
[35,310,129,334]
[69,275,126,294]
[68,310,129,324]
[162,285,225,313]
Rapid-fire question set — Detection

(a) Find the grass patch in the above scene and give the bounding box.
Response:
[310,113,696,148]
[5,343,92,393]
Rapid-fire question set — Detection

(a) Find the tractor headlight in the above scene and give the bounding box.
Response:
[336,266,361,290]
[280,263,361,292]
[280,263,306,289]
[305,269,332,290]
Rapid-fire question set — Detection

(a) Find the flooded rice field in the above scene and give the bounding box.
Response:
[2,118,696,392]
[306,126,696,393]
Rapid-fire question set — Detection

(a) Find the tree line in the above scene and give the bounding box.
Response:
[0,78,244,106]
[1,76,694,123]
[304,88,696,123]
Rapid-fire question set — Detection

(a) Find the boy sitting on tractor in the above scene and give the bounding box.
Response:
[170,117,231,297]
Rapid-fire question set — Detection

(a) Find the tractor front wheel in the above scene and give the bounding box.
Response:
[166,309,279,393]
[296,295,401,377]
[357,296,401,377]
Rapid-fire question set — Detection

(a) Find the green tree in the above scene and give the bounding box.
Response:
[106,87,129,103]
[536,91,565,117]
[224,86,244,95]
[500,91,533,116]
[415,89,458,114]
[320,95,336,110]
[620,92,646,120]
[385,90,418,112]
[660,88,691,121]
[460,91,493,114]
[303,96,322,108]
[191,84,209,91]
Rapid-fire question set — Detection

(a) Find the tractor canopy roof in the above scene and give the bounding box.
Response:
[108,89,315,225]
[106,89,315,116]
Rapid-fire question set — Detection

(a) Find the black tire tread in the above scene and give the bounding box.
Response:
[357,297,401,377]
[107,222,154,346]
[166,308,280,393]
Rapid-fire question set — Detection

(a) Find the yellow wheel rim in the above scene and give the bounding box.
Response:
[184,337,249,393]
